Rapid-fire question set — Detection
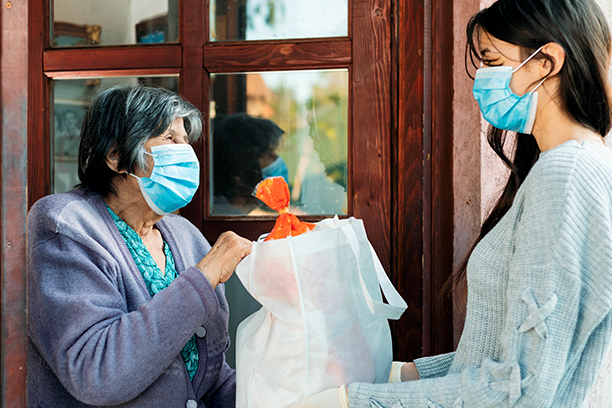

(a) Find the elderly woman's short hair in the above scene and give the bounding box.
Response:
[77,85,203,197]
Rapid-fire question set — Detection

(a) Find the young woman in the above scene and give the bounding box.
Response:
[292,0,612,406]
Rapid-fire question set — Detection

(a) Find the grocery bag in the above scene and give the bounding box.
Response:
[235,214,407,408]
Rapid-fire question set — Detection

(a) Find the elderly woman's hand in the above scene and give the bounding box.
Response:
[196,231,252,288]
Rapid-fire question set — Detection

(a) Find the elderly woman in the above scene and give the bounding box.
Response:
[27,85,252,407]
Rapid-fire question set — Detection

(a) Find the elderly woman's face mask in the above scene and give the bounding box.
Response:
[129,144,200,215]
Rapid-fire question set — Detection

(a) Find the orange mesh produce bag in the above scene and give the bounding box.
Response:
[254,177,315,241]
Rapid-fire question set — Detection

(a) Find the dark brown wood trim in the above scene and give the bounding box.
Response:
[178,0,205,231]
[351,0,392,289]
[29,0,49,208]
[2,0,29,405]
[395,0,425,361]
[43,45,182,72]
[422,0,434,359]
[429,0,455,356]
[203,38,351,73]
[45,68,181,79]
[200,68,211,234]
[201,214,348,243]
[202,220,276,243]
[346,64,354,217]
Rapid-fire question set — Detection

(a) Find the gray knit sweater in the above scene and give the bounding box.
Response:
[349,140,612,407]
[27,188,235,408]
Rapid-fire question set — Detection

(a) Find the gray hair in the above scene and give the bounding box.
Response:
[77,84,203,197]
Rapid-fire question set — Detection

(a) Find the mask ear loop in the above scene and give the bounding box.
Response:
[125,150,155,179]
[512,45,545,73]
[529,77,548,94]
[512,45,547,95]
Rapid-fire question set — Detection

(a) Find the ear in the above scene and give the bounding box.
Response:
[105,149,123,173]
[539,42,565,78]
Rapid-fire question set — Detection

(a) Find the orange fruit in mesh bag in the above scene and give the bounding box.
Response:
[254,177,315,241]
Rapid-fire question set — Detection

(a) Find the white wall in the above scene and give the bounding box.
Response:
[54,0,132,44]
[54,0,169,45]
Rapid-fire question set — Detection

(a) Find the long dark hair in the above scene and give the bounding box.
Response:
[212,113,284,200]
[443,0,612,304]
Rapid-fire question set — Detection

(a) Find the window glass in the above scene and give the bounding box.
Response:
[52,76,179,194]
[209,70,348,216]
[51,0,178,47]
[210,0,348,41]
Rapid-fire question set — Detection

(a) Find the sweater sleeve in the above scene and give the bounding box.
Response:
[28,227,220,406]
[413,352,455,379]
[348,152,612,407]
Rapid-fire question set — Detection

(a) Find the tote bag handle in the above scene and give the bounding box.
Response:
[340,224,407,320]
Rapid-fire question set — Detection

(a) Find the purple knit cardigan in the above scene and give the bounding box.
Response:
[27,188,235,408]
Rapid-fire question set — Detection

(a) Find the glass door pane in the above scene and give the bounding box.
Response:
[210,0,348,41]
[51,76,179,194]
[209,69,349,216]
[51,0,179,47]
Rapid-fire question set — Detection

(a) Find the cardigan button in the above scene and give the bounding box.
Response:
[186,399,197,408]
[196,326,207,338]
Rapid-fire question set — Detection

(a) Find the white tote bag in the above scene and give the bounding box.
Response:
[235,216,407,408]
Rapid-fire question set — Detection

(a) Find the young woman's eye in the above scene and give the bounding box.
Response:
[482,59,501,67]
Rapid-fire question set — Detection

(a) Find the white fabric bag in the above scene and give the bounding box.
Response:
[235,216,407,408]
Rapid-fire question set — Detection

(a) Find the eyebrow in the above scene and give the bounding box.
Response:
[162,127,189,142]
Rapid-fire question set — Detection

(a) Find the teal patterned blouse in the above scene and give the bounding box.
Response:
[106,206,199,381]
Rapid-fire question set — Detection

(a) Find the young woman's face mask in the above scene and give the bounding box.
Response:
[130,144,200,215]
[472,45,546,134]
[261,155,289,185]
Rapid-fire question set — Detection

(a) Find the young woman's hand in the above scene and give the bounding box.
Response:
[401,362,420,381]
[390,362,420,382]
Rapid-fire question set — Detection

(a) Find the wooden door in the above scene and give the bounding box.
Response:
[0,0,456,402]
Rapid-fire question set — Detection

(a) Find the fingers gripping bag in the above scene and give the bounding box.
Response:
[235,177,408,408]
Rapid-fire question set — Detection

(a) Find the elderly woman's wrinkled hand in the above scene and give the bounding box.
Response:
[196,231,252,288]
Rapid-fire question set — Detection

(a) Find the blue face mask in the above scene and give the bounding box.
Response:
[261,155,289,185]
[473,46,546,134]
[130,144,200,215]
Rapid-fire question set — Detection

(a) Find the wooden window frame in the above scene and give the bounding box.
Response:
[28,0,395,293]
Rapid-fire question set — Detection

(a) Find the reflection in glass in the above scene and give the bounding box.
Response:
[210,0,348,41]
[51,0,178,47]
[52,76,179,194]
[210,70,348,216]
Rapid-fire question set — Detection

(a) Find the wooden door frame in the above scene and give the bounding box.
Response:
[424,0,455,358]
[393,0,454,361]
